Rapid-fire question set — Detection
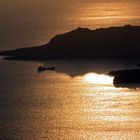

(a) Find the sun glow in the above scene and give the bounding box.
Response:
[76,1,140,28]
[83,73,113,85]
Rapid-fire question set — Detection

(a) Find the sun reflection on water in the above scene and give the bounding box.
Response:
[74,72,140,132]
[83,73,113,85]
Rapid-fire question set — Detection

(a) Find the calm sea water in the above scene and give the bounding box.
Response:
[0,59,140,139]
[1,0,140,139]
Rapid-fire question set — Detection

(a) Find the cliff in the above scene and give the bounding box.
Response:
[1,25,140,60]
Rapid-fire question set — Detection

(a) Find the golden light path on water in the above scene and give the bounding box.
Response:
[83,73,113,85]
[80,73,140,123]
[56,72,140,139]
[29,68,138,140]
[2,60,140,139]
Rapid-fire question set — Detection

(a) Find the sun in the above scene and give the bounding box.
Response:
[83,73,113,85]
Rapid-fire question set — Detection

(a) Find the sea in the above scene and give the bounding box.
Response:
[0,0,140,139]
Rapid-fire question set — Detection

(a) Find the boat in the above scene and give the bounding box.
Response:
[37,66,55,72]
[38,66,46,72]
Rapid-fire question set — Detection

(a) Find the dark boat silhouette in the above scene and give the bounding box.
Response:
[38,66,55,72]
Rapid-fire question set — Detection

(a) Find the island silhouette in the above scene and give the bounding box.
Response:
[0,25,140,60]
[109,68,140,88]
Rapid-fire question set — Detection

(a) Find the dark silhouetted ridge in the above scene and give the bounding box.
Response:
[1,25,140,60]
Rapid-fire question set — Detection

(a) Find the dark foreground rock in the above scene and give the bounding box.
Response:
[109,69,140,88]
[1,25,140,60]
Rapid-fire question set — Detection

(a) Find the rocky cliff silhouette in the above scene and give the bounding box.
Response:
[0,25,140,60]
[109,69,140,88]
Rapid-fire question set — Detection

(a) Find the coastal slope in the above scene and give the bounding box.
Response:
[0,25,140,60]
